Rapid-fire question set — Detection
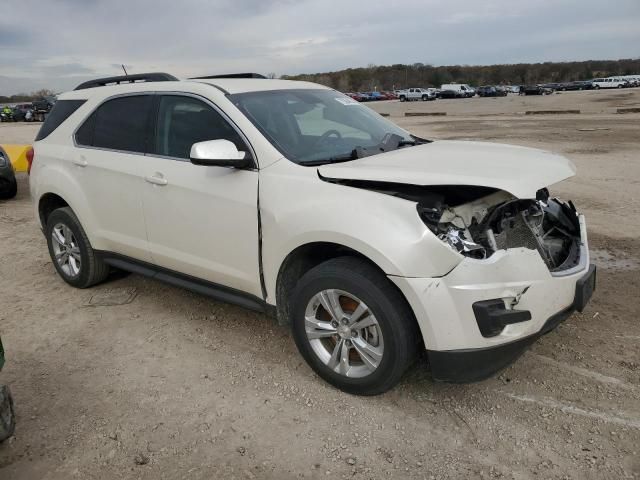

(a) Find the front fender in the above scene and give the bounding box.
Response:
[260,162,461,302]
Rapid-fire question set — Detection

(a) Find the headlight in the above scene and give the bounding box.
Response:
[0,155,7,168]
[438,226,486,258]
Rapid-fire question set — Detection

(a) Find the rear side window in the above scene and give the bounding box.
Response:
[35,100,86,141]
[76,95,153,153]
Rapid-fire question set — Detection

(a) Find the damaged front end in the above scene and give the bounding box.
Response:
[417,187,582,272]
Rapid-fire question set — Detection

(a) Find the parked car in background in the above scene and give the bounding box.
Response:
[539,82,564,91]
[591,77,628,89]
[560,81,594,91]
[620,75,640,87]
[441,84,475,98]
[0,146,18,199]
[0,336,15,443]
[32,95,56,112]
[30,73,595,394]
[398,88,435,101]
[379,91,397,100]
[477,86,507,97]
[437,89,462,99]
[12,103,35,121]
[520,85,547,95]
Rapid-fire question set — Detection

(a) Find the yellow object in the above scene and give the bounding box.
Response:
[1,144,31,172]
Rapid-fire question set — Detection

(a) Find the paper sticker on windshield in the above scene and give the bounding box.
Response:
[335,97,359,106]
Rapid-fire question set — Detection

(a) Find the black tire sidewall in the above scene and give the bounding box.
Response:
[46,209,93,288]
[290,261,414,395]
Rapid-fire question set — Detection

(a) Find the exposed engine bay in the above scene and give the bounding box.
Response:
[416,187,582,271]
[318,175,583,272]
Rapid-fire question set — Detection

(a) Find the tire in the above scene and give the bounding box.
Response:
[594,85,600,90]
[290,257,419,395]
[45,207,110,288]
[0,385,15,443]
[421,95,428,101]
[0,179,17,199]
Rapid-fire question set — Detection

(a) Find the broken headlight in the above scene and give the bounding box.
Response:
[417,202,487,259]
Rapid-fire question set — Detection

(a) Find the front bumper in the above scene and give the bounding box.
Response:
[390,215,595,382]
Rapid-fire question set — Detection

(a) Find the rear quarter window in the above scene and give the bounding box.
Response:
[35,100,86,141]
[75,95,153,153]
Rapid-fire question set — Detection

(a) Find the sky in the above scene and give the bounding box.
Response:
[1,0,639,95]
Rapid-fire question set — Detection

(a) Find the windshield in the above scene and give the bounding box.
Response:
[230,89,413,164]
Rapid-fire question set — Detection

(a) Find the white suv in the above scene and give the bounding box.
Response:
[29,73,596,395]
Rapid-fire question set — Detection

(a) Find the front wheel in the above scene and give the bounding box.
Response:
[421,95,428,101]
[290,257,419,395]
[399,96,406,102]
[46,207,110,288]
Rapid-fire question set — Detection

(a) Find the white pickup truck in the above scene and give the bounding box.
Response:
[397,88,436,102]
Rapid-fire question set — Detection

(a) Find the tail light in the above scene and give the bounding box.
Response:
[26,147,34,174]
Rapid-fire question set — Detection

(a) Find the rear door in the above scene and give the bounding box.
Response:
[73,94,154,262]
[139,94,261,296]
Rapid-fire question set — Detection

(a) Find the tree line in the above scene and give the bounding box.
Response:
[0,89,55,104]
[282,59,640,92]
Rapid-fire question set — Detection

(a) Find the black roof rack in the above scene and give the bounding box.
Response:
[74,72,178,91]
[190,73,267,80]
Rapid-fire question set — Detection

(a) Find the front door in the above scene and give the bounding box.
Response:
[139,94,261,297]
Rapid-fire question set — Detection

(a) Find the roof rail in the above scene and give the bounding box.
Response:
[190,73,267,80]
[74,72,178,91]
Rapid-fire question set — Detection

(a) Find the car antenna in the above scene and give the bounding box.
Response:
[121,64,128,76]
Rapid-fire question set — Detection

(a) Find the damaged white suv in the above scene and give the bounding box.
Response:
[29,73,596,395]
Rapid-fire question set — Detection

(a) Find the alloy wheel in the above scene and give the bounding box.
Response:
[304,289,384,378]
[51,223,82,277]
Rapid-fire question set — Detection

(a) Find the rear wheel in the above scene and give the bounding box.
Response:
[290,257,419,395]
[46,207,110,288]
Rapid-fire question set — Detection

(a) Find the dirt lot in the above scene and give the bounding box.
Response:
[0,89,639,479]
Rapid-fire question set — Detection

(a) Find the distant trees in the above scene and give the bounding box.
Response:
[0,89,55,104]
[282,59,640,91]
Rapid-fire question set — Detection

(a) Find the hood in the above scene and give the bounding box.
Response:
[317,140,576,199]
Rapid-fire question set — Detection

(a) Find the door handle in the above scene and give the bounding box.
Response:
[73,158,88,167]
[144,173,168,186]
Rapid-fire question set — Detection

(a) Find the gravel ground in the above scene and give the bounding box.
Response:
[0,89,639,479]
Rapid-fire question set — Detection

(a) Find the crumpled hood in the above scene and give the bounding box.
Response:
[317,140,576,199]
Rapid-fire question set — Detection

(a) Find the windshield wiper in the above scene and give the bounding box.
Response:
[298,150,358,166]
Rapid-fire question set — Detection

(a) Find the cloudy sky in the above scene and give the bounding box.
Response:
[1,0,639,94]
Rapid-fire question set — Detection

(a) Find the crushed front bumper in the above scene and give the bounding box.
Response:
[390,215,595,382]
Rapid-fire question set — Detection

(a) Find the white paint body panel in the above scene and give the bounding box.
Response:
[391,217,589,350]
[30,77,590,356]
[318,141,576,199]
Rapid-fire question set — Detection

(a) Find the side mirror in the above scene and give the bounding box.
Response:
[190,139,251,168]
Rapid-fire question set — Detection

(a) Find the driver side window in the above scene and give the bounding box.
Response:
[153,95,247,160]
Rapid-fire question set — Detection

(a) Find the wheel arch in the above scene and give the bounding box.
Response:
[274,241,415,328]
[38,192,70,229]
